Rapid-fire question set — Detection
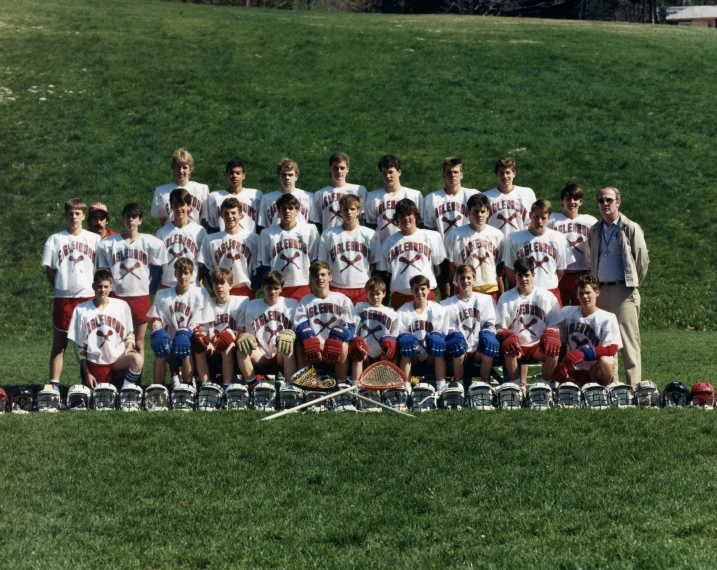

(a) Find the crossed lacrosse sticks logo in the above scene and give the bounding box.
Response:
[520,317,537,336]
[168,247,189,262]
[313,316,337,335]
[380,214,396,233]
[462,323,474,343]
[339,254,363,273]
[327,206,341,223]
[264,325,280,345]
[361,323,383,343]
[280,252,300,271]
[567,236,584,254]
[533,256,551,274]
[497,212,518,230]
[68,255,85,273]
[472,252,490,266]
[441,214,461,233]
[97,329,113,349]
[120,262,141,280]
[398,254,421,275]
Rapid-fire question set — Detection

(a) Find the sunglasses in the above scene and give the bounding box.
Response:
[597,198,615,204]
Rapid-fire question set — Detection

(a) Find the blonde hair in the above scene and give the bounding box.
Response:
[171,147,194,170]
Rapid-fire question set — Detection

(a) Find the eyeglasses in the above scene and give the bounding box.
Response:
[597,198,615,204]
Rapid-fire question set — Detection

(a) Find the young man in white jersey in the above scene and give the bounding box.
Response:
[319,194,381,305]
[311,152,368,231]
[151,147,209,227]
[156,188,208,290]
[496,258,563,386]
[68,269,143,389]
[206,159,262,234]
[502,199,573,306]
[42,198,102,386]
[548,184,598,306]
[423,157,479,299]
[203,197,259,299]
[381,198,446,310]
[99,202,168,358]
[446,193,504,303]
[258,157,313,228]
[294,261,355,380]
[554,275,623,387]
[259,193,319,302]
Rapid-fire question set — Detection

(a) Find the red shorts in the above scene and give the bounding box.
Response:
[548,288,563,308]
[281,285,312,302]
[230,285,255,300]
[521,344,540,360]
[330,286,367,304]
[390,290,436,310]
[87,361,113,384]
[571,369,591,388]
[558,271,588,307]
[54,297,92,332]
[111,293,150,325]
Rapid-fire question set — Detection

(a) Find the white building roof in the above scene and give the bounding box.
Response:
[666,5,717,21]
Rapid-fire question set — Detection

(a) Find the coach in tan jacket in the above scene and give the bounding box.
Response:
[586,186,649,386]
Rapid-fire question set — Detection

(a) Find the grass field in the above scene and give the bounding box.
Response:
[2,0,717,567]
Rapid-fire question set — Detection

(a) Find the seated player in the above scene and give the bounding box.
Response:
[294,261,355,381]
[147,258,212,388]
[319,194,381,304]
[258,157,313,229]
[397,275,449,392]
[496,258,563,387]
[238,271,298,386]
[349,276,400,381]
[554,275,623,387]
[441,264,499,385]
[151,147,209,227]
[87,202,119,240]
[68,269,143,389]
[311,151,368,232]
[259,193,319,302]
[206,159,262,234]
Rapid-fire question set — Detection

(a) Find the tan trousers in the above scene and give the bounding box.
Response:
[597,284,641,386]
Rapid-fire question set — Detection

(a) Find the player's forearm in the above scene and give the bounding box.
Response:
[45,267,56,288]
[504,268,516,287]
[556,269,565,282]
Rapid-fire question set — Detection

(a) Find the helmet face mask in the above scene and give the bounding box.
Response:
[607,383,635,408]
[528,383,554,410]
[332,383,357,412]
[251,383,277,412]
[66,384,92,411]
[197,383,224,411]
[226,384,251,410]
[144,384,170,412]
[439,381,465,411]
[11,387,34,413]
[582,383,609,410]
[634,381,660,408]
[466,382,496,411]
[303,390,327,413]
[37,387,61,413]
[171,384,197,412]
[358,388,382,412]
[662,382,690,407]
[411,383,438,412]
[94,383,118,411]
[119,384,144,412]
[557,382,582,408]
[497,383,523,410]
[382,387,409,411]
[691,383,715,410]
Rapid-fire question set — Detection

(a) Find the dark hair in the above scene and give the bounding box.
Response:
[93,268,113,285]
[169,188,191,208]
[122,202,144,219]
[409,274,430,289]
[263,271,284,287]
[377,154,402,172]
[575,275,600,292]
[329,152,350,167]
[467,193,490,212]
[276,193,300,210]
[225,159,246,173]
[221,197,241,211]
[392,198,421,226]
[560,183,583,201]
[494,157,516,174]
[513,257,535,275]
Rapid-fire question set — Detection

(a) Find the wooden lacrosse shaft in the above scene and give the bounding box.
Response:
[351,391,415,417]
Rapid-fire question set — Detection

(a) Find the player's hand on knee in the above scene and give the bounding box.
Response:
[397,333,418,357]
[446,331,468,358]
[497,330,521,358]
[302,337,322,364]
[379,336,397,361]
[236,333,258,355]
[150,329,172,358]
[478,329,500,358]
[426,331,446,357]
[348,337,369,362]
[276,329,296,355]
[323,338,344,364]
[579,344,597,362]
[539,327,561,357]
[172,327,193,359]
[562,349,584,371]
[191,326,211,354]
[553,363,570,383]
[212,330,237,353]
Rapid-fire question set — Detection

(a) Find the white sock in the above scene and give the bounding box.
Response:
[436,380,446,392]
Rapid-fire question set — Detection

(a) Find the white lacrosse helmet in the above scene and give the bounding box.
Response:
[582,383,609,409]
[634,381,660,408]
[37,386,62,413]
[278,383,304,410]
[144,384,170,411]
[411,383,438,412]
[382,386,409,411]
[466,382,495,410]
[119,383,143,412]
[171,383,197,412]
[67,384,92,410]
[440,381,465,411]
[358,388,382,412]
[607,382,635,408]
[527,382,554,410]
[556,382,583,408]
[251,382,276,411]
[332,383,357,412]
[497,383,523,410]
[197,383,224,411]
[303,390,328,413]
[94,383,118,411]
[225,384,250,410]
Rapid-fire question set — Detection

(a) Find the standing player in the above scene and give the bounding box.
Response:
[42,198,102,385]
[319,194,381,304]
[259,193,319,302]
[151,147,209,227]
[311,152,368,231]
[203,197,260,299]
[87,202,119,240]
[258,158,313,229]
[484,157,536,238]
[548,183,598,306]
[99,202,168,358]
[423,157,479,299]
[206,159,262,235]
[381,199,446,310]
[68,269,143,389]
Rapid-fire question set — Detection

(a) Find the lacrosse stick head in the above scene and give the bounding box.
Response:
[171,383,197,412]
[144,384,169,411]
[289,366,338,392]
[496,383,523,410]
[410,382,437,413]
[119,383,143,412]
[37,386,61,413]
[557,382,583,408]
[278,383,304,410]
[440,381,465,411]
[527,382,554,410]
[662,381,690,407]
[357,362,407,391]
[251,382,276,411]
[94,383,118,411]
[226,384,250,410]
[582,383,609,409]
[66,384,92,411]
[357,388,382,413]
[634,381,660,408]
[332,383,357,412]
[691,382,716,410]
[466,381,495,411]
[607,382,635,408]
[197,383,224,411]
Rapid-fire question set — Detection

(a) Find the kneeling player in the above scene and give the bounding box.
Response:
[68,269,143,389]
[554,275,622,387]
[238,271,298,386]
[496,258,563,386]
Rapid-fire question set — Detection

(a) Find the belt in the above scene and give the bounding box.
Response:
[599,280,625,287]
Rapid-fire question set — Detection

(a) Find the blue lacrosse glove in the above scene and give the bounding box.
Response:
[425,331,446,357]
[478,329,500,358]
[397,333,419,357]
[295,321,316,342]
[172,327,193,359]
[446,331,468,358]
[150,329,171,358]
[580,344,597,362]
[328,323,354,343]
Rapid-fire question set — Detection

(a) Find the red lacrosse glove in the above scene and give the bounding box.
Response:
[348,337,369,362]
[497,330,522,358]
[191,327,210,353]
[561,349,585,371]
[302,336,322,364]
[540,328,562,357]
[212,330,236,352]
[380,336,397,361]
[323,338,344,365]
[553,363,570,383]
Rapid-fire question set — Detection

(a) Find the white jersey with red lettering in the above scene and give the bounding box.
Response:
[397,301,449,360]
[502,228,573,290]
[381,229,446,295]
[319,226,382,289]
[497,286,562,347]
[259,223,319,288]
[548,213,598,271]
[423,187,479,240]
[353,302,400,359]
[258,189,313,228]
[42,229,102,298]
[484,186,536,238]
[441,293,497,353]
[203,230,259,289]
[150,181,209,225]
[311,184,368,228]
[98,234,168,297]
[445,224,504,288]
[147,285,212,340]
[294,292,354,350]
[208,296,249,336]
[561,306,623,371]
[68,298,134,365]
[206,188,262,233]
[155,221,207,288]
[244,297,298,359]
[364,187,424,243]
